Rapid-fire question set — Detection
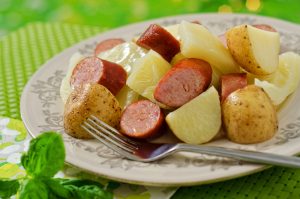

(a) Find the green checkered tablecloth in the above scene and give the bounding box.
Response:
[1,22,300,199]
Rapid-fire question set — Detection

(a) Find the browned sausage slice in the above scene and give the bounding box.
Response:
[120,100,164,139]
[154,58,212,108]
[94,38,125,55]
[70,57,127,95]
[220,73,247,103]
[136,24,180,62]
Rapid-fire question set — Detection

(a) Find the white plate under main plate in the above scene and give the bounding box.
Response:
[21,13,300,186]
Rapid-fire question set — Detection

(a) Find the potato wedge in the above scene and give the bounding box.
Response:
[226,25,280,75]
[166,86,221,144]
[222,85,278,144]
[64,83,122,139]
[179,21,239,74]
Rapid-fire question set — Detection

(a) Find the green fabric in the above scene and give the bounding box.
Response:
[1,22,300,199]
[0,22,104,119]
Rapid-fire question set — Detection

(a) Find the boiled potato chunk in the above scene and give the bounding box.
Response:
[127,50,171,107]
[226,25,280,75]
[255,52,300,105]
[166,86,221,144]
[64,83,122,139]
[179,21,239,74]
[222,85,278,144]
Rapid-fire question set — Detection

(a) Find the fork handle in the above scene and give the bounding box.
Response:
[176,144,300,168]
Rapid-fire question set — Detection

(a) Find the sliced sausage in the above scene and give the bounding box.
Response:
[70,57,127,95]
[94,38,125,55]
[220,73,247,103]
[136,24,180,62]
[253,24,277,32]
[120,100,164,139]
[154,58,212,108]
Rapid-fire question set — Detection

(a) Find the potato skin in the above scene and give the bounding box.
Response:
[226,25,268,76]
[222,85,278,144]
[64,83,122,139]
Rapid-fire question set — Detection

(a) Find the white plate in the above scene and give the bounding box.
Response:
[20,13,300,186]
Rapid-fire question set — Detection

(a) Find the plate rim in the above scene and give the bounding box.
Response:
[20,13,300,186]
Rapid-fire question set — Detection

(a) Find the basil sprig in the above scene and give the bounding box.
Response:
[0,132,113,199]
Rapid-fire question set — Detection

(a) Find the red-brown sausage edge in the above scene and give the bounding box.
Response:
[120,100,164,139]
[70,56,127,95]
[136,24,180,62]
[154,58,212,108]
[219,73,248,103]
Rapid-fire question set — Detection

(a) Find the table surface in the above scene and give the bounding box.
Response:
[1,1,300,198]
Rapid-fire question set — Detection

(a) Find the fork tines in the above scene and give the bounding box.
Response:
[81,115,139,155]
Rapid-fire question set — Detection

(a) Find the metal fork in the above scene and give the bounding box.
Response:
[82,115,300,168]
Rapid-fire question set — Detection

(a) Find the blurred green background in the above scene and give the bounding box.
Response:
[0,0,300,36]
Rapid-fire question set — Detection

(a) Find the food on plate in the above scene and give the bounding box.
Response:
[170,52,186,65]
[252,24,277,32]
[97,42,147,74]
[70,57,127,95]
[60,52,85,104]
[220,73,247,102]
[120,100,164,139]
[179,21,239,74]
[154,58,212,108]
[255,52,300,105]
[222,85,278,144]
[64,83,122,139]
[220,24,277,48]
[171,52,222,88]
[164,24,180,40]
[115,85,140,109]
[218,33,227,47]
[126,50,171,107]
[60,19,300,146]
[166,87,221,144]
[60,43,146,106]
[136,24,180,62]
[94,38,125,56]
[226,24,280,75]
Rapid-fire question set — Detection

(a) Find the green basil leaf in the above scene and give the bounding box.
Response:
[45,179,71,199]
[18,178,48,199]
[0,179,20,198]
[54,178,112,199]
[21,132,65,178]
[64,185,113,199]
[59,179,103,187]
